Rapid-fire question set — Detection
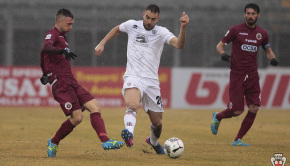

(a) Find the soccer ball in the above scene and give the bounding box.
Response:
[164,137,184,158]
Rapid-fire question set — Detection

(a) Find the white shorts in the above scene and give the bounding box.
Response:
[122,76,164,113]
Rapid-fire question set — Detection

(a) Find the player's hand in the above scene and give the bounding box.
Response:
[60,47,77,61]
[95,44,104,56]
[40,74,49,85]
[270,58,278,66]
[180,12,189,27]
[221,53,231,62]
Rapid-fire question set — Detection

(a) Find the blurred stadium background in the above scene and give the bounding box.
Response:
[0,0,289,109]
[0,0,289,68]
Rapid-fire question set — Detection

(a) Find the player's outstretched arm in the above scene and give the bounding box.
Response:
[170,12,189,49]
[95,25,121,56]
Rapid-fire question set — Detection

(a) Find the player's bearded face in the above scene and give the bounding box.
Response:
[244,8,259,27]
[143,10,159,30]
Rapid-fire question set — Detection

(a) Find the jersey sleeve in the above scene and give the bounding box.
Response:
[119,20,135,33]
[40,31,62,74]
[41,32,62,55]
[261,31,270,50]
[221,26,236,44]
[163,27,176,45]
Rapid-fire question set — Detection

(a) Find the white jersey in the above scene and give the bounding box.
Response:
[119,20,175,80]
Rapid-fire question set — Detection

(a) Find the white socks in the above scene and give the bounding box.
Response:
[150,124,158,146]
[124,108,137,135]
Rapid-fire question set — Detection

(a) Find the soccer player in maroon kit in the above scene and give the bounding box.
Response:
[211,3,278,146]
[40,9,124,157]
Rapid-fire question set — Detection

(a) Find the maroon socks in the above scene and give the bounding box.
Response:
[90,112,109,143]
[51,119,75,145]
[216,109,235,121]
[234,111,256,141]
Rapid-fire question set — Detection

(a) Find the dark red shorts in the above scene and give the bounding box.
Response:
[227,70,261,111]
[52,77,94,116]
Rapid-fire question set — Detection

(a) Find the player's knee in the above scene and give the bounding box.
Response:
[127,102,139,111]
[249,105,259,114]
[71,112,83,126]
[87,100,102,113]
[233,110,244,116]
[74,115,83,124]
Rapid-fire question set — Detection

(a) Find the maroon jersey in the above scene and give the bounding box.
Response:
[40,27,74,83]
[222,22,269,74]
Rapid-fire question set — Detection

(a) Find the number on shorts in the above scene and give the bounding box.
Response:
[156,96,163,108]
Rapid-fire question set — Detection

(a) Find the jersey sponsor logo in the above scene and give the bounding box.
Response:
[256,33,262,40]
[135,34,148,43]
[45,34,51,39]
[239,33,248,35]
[241,44,258,52]
[65,102,72,110]
[245,39,257,43]
[224,30,229,36]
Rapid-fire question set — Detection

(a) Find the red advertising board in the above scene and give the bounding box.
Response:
[0,66,171,108]
[171,68,290,109]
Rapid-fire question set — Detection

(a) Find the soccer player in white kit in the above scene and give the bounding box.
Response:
[95,4,189,154]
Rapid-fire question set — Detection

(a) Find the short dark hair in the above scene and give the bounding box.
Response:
[146,4,160,14]
[244,3,260,13]
[55,8,74,22]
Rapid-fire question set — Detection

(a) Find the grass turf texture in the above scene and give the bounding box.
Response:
[0,107,289,166]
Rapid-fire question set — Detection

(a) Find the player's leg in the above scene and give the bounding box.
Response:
[121,88,141,147]
[233,73,260,146]
[48,80,81,157]
[148,111,162,145]
[232,105,258,146]
[48,109,82,157]
[233,72,261,146]
[83,99,109,142]
[142,81,165,154]
[146,111,164,154]
[83,99,124,150]
[211,71,245,135]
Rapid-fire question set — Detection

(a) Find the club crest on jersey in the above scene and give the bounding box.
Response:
[152,30,157,34]
[256,33,262,40]
[65,102,72,110]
